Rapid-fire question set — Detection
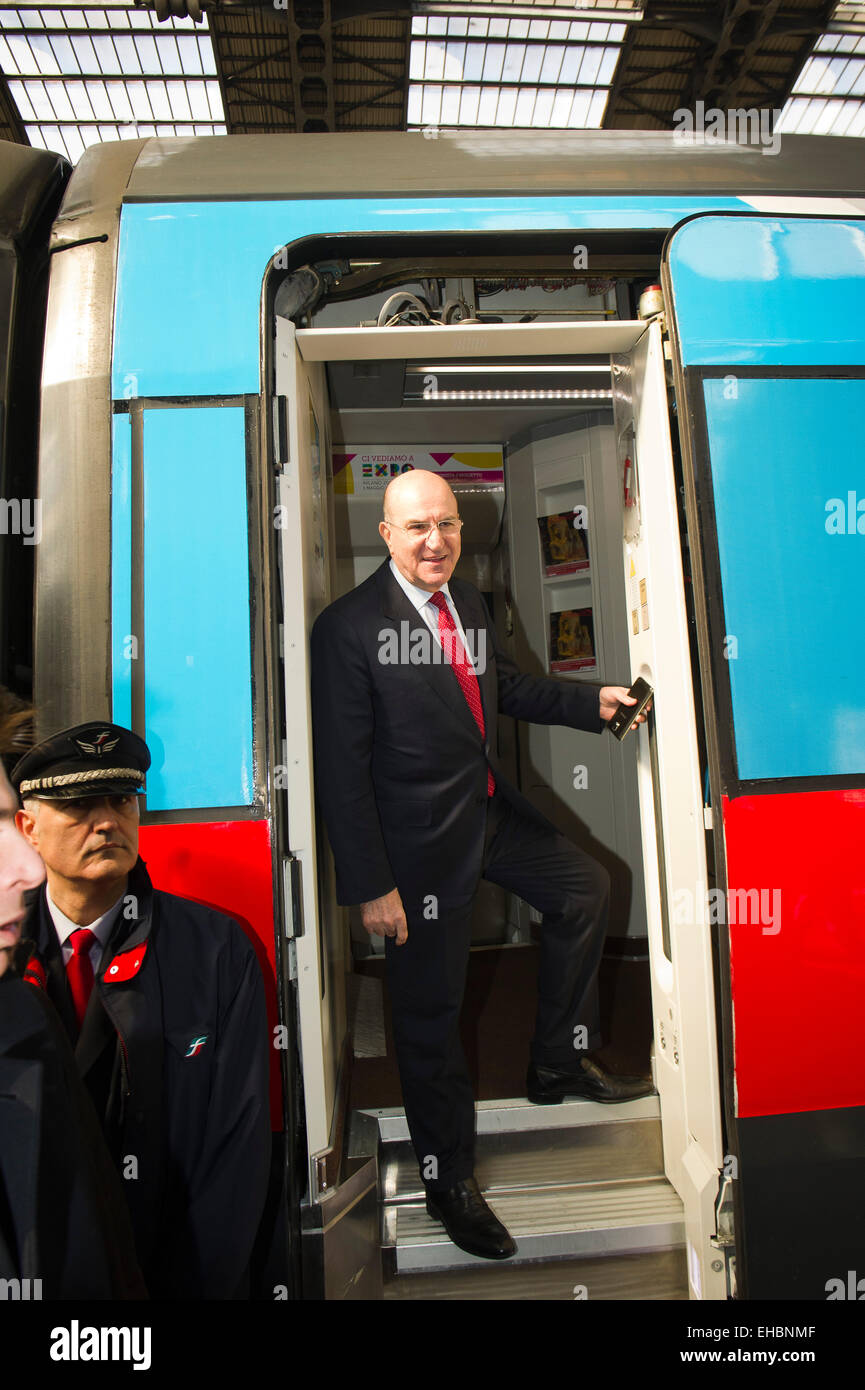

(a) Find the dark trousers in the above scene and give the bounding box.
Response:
[384,794,610,1192]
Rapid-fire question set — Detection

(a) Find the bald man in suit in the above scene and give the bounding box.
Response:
[311,470,652,1260]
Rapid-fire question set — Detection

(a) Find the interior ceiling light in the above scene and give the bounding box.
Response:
[407,363,610,375]
[419,387,613,401]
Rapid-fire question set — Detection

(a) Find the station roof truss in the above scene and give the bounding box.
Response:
[0,0,861,157]
[604,0,865,135]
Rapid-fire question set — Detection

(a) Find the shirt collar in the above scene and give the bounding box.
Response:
[389,558,453,612]
[46,887,125,951]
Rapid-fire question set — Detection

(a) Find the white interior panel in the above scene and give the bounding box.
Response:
[297,320,647,362]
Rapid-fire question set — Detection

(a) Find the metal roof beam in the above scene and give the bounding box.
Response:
[222,76,295,116]
[416,5,638,21]
[0,70,29,146]
[332,44,405,81]
[410,35,627,49]
[222,41,294,82]
[337,78,404,114]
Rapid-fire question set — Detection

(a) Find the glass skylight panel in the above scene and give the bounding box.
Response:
[408,12,626,128]
[0,1,225,161]
[777,13,865,137]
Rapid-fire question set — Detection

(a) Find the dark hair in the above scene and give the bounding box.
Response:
[0,686,34,766]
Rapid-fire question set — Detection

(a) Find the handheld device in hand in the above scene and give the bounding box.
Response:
[607,677,654,740]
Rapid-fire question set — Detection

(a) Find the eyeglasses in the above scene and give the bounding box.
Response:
[384,517,463,540]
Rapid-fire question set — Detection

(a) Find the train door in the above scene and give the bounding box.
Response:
[611,317,725,1299]
[273,316,384,1298]
[271,305,728,1298]
[660,213,865,1300]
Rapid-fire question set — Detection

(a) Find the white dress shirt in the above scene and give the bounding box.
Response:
[389,558,472,652]
[47,889,125,973]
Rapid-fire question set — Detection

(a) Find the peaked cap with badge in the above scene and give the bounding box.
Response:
[10,722,150,800]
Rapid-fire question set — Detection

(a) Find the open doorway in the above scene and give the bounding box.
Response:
[323,369,652,1112]
[266,238,724,1298]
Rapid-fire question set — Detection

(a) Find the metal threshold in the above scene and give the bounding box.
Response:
[357,1091,662,1144]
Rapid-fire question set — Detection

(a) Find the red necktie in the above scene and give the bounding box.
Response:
[429,591,495,797]
[66,927,95,1029]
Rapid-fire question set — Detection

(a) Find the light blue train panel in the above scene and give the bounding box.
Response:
[112,194,748,399]
[667,215,865,782]
[112,405,254,811]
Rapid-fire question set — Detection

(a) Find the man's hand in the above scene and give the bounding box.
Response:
[360,887,408,945]
[599,685,653,727]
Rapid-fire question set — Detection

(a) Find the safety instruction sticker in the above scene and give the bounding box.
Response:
[639,577,650,631]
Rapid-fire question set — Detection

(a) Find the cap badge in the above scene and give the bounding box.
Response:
[75,729,120,757]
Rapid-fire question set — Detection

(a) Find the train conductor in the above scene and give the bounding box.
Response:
[310,468,653,1262]
[12,725,271,1298]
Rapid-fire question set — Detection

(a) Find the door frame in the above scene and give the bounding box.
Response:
[263,263,727,1299]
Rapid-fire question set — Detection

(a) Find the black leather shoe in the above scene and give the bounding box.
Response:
[527,1055,654,1105]
[426,1176,516,1260]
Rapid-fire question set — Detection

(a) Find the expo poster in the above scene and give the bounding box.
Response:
[332,446,504,495]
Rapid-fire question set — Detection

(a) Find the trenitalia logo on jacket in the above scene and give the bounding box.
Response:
[22,857,271,1300]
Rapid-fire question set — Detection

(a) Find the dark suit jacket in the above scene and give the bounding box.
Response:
[310,559,603,910]
[0,973,146,1299]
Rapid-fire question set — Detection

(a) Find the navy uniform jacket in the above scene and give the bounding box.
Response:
[310,559,603,910]
[22,857,271,1300]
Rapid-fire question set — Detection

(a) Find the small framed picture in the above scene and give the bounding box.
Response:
[549,607,596,673]
[537,512,590,577]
